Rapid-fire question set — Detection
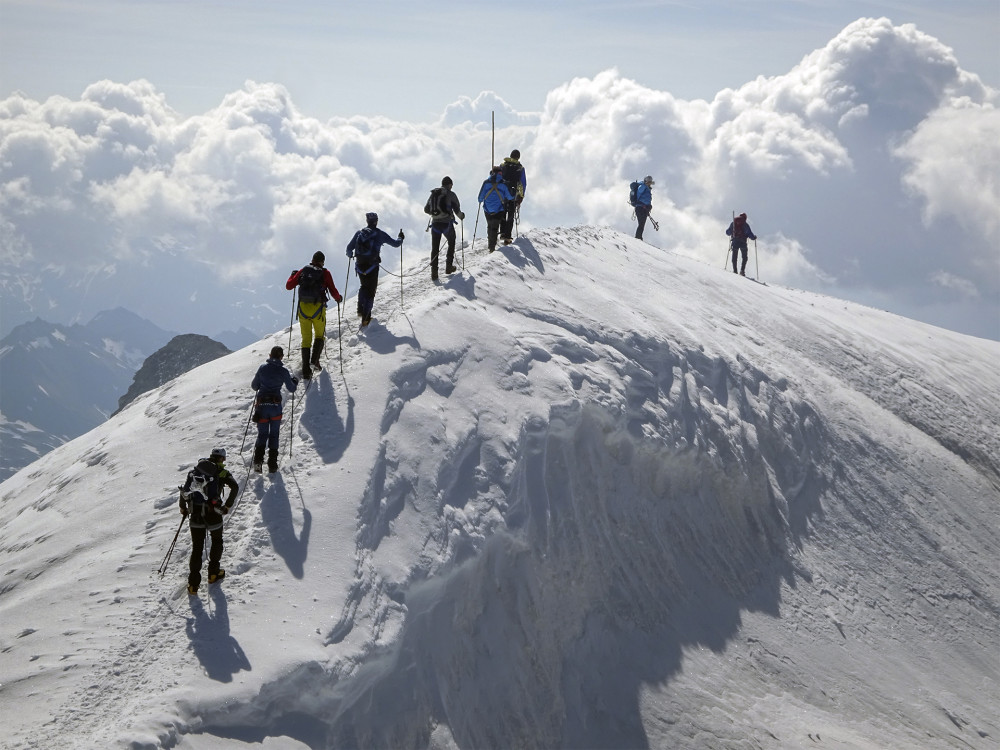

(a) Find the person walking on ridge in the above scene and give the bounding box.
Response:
[424,176,465,280]
[499,149,526,245]
[478,166,515,253]
[250,346,298,474]
[634,175,654,240]
[286,251,343,380]
[179,447,240,595]
[726,212,758,276]
[346,212,404,328]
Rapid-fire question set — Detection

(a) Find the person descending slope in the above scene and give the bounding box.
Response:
[478,166,515,253]
[250,346,298,474]
[346,212,405,328]
[179,447,239,595]
[286,251,343,380]
[424,176,465,280]
[726,212,758,276]
[499,149,526,245]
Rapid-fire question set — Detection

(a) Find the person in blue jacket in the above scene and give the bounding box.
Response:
[634,175,654,239]
[499,149,526,245]
[346,212,404,328]
[725,212,758,276]
[477,166,516,253]
[250,346,298,473]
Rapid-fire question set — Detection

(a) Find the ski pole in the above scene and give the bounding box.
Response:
[158,511,187,577]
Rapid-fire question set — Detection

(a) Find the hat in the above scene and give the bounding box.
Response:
[312,251,325,265]
[644,175,654,184]
[210,447,227,461]
[739,212,747,219]
[442,176,453,187]
[510,149,520,159]
[365,212,378,226]
[270,346,284,359]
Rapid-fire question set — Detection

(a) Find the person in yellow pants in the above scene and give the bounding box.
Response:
[286,251,343,379]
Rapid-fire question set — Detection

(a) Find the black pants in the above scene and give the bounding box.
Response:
[731,240,748,273]
[430,222,456,274]
[635,205,650,239]
[485,211,503,251]
[189,525,223,588]
[358,270,379,320]
[501,202,518,240]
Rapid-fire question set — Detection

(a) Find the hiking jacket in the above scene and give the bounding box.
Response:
[346,227,403,276]
[427,188,463,224]
[636,182,653,208]
[501,157,527,199]
[478,175,515,214]
[286,265,342,304]
[726,220,757,242]
[251,357,298,400]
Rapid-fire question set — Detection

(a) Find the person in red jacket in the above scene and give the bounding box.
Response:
[286,251,343,379]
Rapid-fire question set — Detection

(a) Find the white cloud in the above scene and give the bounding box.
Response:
[0,19,997,340]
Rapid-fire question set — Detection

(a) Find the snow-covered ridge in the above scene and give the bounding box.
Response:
[1,227,997,749]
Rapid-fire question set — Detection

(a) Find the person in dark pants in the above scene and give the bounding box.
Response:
[478,166,515,253]
[725,212,758,276]
[634,175,654,239]
[499,149,526,245]
[250,346,298,473]
[346,212,405,327]
[425,176,465,280]
[179,447,239,595]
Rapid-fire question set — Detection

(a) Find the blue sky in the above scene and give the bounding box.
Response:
[2,0,997,121]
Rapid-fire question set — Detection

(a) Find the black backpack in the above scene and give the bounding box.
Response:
[354,227,379,264]
[184,459,220,520]
[732,215,747,240]
[424,187,448,217]
[628,180,641,207]
[297,264,325,303]
[501,161,522,195]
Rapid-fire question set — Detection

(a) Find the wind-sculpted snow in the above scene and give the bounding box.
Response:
[0,227,997,749]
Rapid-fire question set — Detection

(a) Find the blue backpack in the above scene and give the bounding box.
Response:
[355,228,379,264]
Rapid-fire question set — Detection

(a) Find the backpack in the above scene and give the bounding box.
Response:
[732,215,747,240]
[501,161,522,195]
[354,227,379,264]
[184,459,220,520]
[628,180,641,207]
[424,187,448,217]
[297,264,325,303]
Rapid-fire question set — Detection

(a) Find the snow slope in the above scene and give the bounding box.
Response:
[1,227,997,750]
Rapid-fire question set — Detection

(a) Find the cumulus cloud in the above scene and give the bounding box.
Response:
[1,18,997,340]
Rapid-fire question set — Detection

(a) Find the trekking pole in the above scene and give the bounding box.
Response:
[472,203,481,254]
[288,390,296,460]
[238,396,256,456]
[754,238,759,280]
[158,512,187,577]
[287,288,297,355]
[399,235,405,308]
[649,212,659,232]
[336,301,344,375]
[725,211,734,269]
[460,218,465,270]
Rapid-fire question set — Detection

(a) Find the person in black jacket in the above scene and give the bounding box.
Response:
[424,176,465,280]
[179,447,240,595]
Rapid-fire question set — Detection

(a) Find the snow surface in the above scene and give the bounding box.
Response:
[1,227,998,749]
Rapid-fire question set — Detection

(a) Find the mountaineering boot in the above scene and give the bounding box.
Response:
[252,444,265,473]
[431,267,438,281]
[268,448,279,474]
[187,584,198,595]
[446,264,457,274]
[301,347,312,380]
[208,570,226,584]
[311,338,324,370]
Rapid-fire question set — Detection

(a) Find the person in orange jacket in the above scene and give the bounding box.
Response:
[286,251,343,379]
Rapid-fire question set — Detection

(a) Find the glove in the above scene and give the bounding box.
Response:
[334,293,343,303]
[346,249,354,259]
[221,506,230,516]
[291,376,299,387]
[457,211,466,220]
[398,230,405,240]
[181,508,188,517]
[516,196,523,205]
[291,269,297,276]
